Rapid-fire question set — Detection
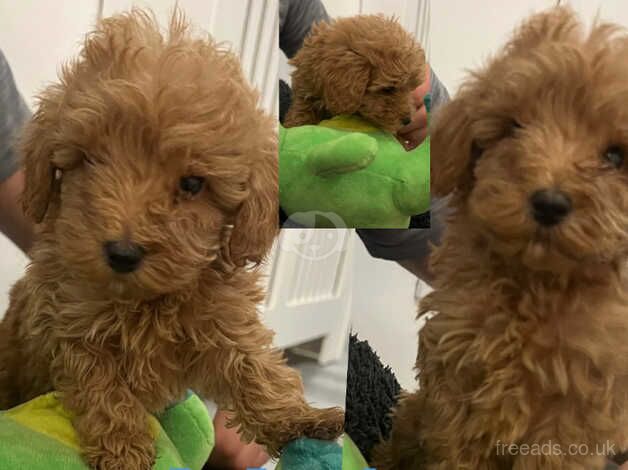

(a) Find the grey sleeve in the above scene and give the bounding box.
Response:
[279,0,330,58]
[356,196,450,261]
[356,69,451,261]
[429,67,450,111]
[0,49,30,182]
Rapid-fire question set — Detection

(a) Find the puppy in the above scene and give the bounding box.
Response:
[284,14,426,134]
[374,7,628,470]
[0,10,343,470]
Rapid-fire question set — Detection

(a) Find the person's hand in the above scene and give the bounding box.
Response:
[205,409,270,470]
[397,63,431,151]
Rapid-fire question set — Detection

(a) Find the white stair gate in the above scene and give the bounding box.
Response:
[261,229,354,364]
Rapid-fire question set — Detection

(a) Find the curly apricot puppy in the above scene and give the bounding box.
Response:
[284,14,425,133]
[373,7,628,470]
[0,10,343,470]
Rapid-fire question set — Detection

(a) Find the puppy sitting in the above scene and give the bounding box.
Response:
[374,7,628,470]
[284,14,425,134]
[0,10,343,470]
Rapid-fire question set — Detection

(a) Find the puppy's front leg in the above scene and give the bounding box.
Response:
[53,343,154,470]
[199,318,344,457]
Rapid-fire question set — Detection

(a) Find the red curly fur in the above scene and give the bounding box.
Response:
[374,7,628,470]
[284,14,425,133]
[0,9,343,470]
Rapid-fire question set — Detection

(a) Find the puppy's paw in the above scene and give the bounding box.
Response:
[295,406,345,441]
[85,438,155,470]
[370,439,395,470]
[253,406,345,456]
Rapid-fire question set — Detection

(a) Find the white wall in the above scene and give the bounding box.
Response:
[0,1,100,109]
[431,0,628,94]
[349,239,422,390]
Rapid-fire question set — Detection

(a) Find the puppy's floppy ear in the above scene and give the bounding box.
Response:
[320,48,371,115]
[430,93,476,197]
[506,6,580,52]
[19,107,61,223]
[228,132,279,267]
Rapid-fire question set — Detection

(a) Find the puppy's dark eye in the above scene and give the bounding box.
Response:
[604,146,624,168]
[179,176,205,195]
[381,86,397,94]
[505,119,522,137]
[471,140,483,161]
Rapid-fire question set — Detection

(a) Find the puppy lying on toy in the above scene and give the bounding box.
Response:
[0,9,342,470]
[374,7,628,470]
[284,14,425,135]
[279,115,430,228]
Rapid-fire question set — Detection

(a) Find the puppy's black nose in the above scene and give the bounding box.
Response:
[104,240,145,273]
[530,189,572,226]
[401,117,411,126]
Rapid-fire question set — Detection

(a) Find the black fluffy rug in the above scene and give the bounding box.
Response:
[345,334,401,463]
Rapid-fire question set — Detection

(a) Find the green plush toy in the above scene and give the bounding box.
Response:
[0,392,214,470]
[279,115,430,228]
[0,392,364,470]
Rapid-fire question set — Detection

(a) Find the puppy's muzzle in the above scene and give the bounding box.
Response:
[104,240,145,273]
[530,189,572,226]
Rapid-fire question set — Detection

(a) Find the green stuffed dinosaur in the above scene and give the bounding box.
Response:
[279,114,430,229]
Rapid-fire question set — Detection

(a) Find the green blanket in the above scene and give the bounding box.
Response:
[0,392,213,470]
[0,393,363,470]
